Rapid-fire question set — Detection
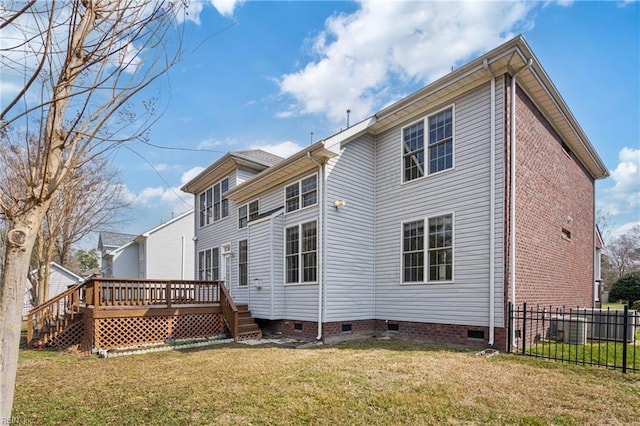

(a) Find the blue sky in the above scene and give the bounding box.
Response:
[100,1,638,243]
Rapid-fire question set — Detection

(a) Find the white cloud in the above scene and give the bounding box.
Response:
[609,147,640,209]
[209,0,243,17]
[180,166,205,186]
[251,141,305,158]
[278,1,534,124]
[597,147,640,235]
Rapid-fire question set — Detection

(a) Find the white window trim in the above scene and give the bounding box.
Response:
[238,239,248,287]
[400,104,456,185]
[197,247,222,281]
[284,173,318,215]
[238,198,259,230]
[284,219,318,286]
[199,176,231,228]
[399,212,455,285]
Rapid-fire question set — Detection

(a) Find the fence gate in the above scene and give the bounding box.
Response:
[508,303,639,373]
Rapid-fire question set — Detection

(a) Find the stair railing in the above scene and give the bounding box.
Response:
[26,281,87,348]
[219,282,239,340]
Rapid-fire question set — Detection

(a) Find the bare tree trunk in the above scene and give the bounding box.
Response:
[0,204,48,417]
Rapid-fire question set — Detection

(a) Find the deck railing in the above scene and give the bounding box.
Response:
[86,278,222,308]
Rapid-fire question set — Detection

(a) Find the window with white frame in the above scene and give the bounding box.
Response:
[198,247,220,281]
[402,220,424,282]
[199,188,212,227]
[402,214,453,283]
[285,175,317,213]
[428,215,453,281]
[285,220,317,283]
[238,200,259,229]
[238,240,248,286]
[403,106,453,182]
[199,178,229,227]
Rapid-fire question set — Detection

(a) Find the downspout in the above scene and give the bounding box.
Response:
[270,214,276,319]
[307,151,325,341]
[510,58,533,347]
[484,59,496,347]
[592,181,597,308]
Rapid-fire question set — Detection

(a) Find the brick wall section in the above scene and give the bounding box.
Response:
[259,318,508,351]
[511,84,595,309]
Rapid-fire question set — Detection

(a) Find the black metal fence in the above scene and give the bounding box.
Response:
[509,303,639,373]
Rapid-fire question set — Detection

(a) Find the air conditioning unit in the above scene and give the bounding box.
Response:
[551,315,587,345]
[586,309,638,343]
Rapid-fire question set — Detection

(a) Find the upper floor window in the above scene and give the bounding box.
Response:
[199,177,229,227]
[238,200,259,229]
[285,220,317,284]
[402,213,453,283]
[403,106,454,182]
[285,174,317,213]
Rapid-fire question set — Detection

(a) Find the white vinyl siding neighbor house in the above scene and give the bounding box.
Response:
[182,36,608,350]
[98,210,195,280]
[23,262,83,318]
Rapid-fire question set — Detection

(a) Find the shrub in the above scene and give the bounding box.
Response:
[609,272,640,306]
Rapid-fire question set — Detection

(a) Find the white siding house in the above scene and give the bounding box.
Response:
[182,36,608,350]
[23,262,83,318]
[98,210,195,279]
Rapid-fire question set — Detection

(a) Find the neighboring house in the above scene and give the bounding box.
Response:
[98,210,195,279]
[181,36,609,351]
[23,262,83,318]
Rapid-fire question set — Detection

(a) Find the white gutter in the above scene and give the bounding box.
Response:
[510,58,533,347]
[484,59,496,347]
[307,152,325,341]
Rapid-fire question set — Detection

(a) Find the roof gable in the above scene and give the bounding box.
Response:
[181,149,284,194]
[98,231,136,251]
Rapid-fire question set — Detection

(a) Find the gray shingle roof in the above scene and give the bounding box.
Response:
[98,231,136,250]
[231,149,284,167]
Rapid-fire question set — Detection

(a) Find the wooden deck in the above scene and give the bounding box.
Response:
[26,276,261,352]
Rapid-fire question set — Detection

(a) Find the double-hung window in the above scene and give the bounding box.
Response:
[402,214,453,283]
[285,220,317,284]
[199,188,213,227]
[238,240,248,286]
[197,247,220,281]
[200,178,229,227]
[403,106,454,182]
[285,175,317,213]
[238,200,259,229]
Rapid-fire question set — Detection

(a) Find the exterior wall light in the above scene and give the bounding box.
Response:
[334,199,347,210]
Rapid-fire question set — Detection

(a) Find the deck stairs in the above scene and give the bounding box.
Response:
[236,304,263,341]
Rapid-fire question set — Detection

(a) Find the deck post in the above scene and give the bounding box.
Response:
[166,281,172,308]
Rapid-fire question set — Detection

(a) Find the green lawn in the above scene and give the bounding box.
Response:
[12,338,640,425]
[525,339,640,371]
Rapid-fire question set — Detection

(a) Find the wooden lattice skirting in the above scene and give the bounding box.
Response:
[89,313,225,350]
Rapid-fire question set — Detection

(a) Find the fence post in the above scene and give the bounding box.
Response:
[522,302,528,355]
[622,304,628,374]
